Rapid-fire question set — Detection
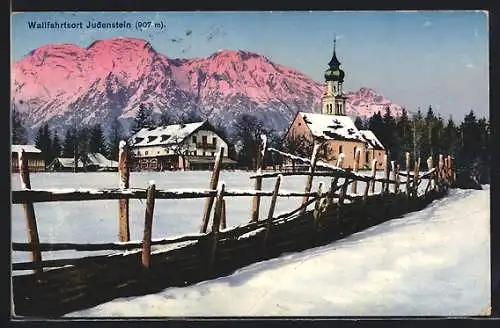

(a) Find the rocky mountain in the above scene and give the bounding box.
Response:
[11,37,403,140]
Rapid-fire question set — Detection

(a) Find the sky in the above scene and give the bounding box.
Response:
[11,11,489,120]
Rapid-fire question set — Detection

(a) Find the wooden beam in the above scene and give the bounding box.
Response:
[12,189,324,204]
[370,159,377,194]
[141,183,156,268]
[220,200,227,230]
[200,146,224,233]
[405,152,411,196]
[118,141,130,242]
[351,149,361,194]
[262,175,282,252]
[327,154,344,206]
[18,150,42,275]
[210,182,225,268]
[300,143,321,213]
[251,135,267,222]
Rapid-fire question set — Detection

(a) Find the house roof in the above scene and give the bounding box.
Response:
[85,153,118,167]
[359,130,385,150]
[298,112,366,143]
[11,145,42,154]
[130,121,206,147]
[49,157,85,168]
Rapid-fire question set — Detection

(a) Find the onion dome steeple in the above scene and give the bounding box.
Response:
[324,37,345,82]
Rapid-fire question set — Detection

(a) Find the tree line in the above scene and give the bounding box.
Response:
[12,103,489,177]
[354,106,489,174]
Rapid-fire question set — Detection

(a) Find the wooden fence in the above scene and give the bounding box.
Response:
[11,138,455,317]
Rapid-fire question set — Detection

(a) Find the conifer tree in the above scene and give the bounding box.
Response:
[89,124,108,156]
[108,118,124,160]
[12,105,28,144]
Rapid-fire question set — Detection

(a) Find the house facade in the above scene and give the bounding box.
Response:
[284,41,386,170]
[11,145,45,172]
[129,121,237,171]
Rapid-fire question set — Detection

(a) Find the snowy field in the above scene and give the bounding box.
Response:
[10,171,490,317]
[65,185,490,317]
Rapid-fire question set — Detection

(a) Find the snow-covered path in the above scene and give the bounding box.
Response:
[67,186,490,317]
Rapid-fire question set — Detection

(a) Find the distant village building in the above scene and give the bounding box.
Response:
[285,40,386,170]
[48,153,118,172]
[11,145,45,172]
[129,121,237,171]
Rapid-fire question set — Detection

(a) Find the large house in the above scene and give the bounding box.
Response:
[129,120,237,171]
[284,40,386,170]
[11,145,45,172]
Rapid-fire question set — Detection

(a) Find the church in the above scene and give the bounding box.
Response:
[284,40,386,170]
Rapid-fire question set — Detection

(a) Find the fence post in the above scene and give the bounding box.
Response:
[383,154,390,193]
[369,159,377,194]
[425,157,433,194]
[300,143,321,213]
[395,164,400,193]
[141,182,156,268]
[438,154,444,190]
[391,160,397,193]
[448,155,454,184]
[210,182,225,269]
[251,135,267,222]
[412,157,421,197]
[200,146,224,233]
[313,182,324,222]
[405,152,411,196]
[18,150,43,275]
[327,153,344,207]
[262,175,282,253]
[220,200,227,230]
[118,141,130,242]
[351,149,361,195]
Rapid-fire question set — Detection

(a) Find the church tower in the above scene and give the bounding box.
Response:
[322,38,347,115]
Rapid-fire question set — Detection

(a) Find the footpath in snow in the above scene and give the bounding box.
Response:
[67,186,490,317]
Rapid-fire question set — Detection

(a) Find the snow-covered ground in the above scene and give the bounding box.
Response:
[64,185,490,317]
[11,171,489,316]
[11,170,405,265]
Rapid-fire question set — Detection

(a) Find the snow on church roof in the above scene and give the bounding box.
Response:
[298,112,365,142]
[130,122,206,147]
[359,130,385,150]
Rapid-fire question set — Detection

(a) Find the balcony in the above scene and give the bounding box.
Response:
[196,142,217,150]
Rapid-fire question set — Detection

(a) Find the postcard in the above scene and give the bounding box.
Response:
[10,10,490,319]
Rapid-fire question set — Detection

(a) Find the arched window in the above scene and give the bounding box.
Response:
[339,144,343,154]
[354,146,357,159]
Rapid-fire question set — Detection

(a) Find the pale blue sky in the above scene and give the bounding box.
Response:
[11,11,489,120]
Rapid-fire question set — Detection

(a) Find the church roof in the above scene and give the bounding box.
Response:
[298,112,366,143]
[328,50,341,68]
[359,130,385,150]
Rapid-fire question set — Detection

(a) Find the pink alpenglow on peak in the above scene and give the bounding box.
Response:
[11,37,403,137]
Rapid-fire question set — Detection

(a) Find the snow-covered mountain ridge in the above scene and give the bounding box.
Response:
[11,37,403,137]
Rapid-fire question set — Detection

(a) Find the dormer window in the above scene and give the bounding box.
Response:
[134,137,144,144]
[147,136,157,143]
[160,135,170,142]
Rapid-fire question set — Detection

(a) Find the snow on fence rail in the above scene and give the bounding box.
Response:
[12,141,455,276]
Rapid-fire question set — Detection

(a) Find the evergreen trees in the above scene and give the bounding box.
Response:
[107,118,125,160]
[12,105,28,144]
[130,103,155,134]
[34,123,52,163]
[360,107,488,174]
